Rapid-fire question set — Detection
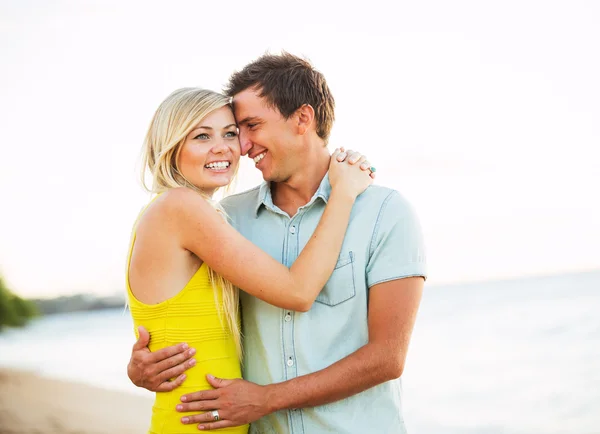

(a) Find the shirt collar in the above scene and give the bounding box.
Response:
[253,173,332,217]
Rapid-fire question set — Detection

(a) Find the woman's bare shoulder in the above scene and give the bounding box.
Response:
[142,187,212,219]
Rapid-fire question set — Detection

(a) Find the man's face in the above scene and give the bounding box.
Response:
[232,88,303,182]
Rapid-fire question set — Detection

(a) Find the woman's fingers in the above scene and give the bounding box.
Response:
[336,149,349,162]
[347,151,364,165]
[331,148,375,179]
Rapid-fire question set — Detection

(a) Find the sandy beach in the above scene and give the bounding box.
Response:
[0,368,153,433]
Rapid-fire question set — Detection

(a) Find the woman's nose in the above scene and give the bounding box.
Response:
[211,139,229,154]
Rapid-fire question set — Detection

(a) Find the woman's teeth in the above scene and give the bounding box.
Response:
[205,161,230,170]
[253,152,266,164]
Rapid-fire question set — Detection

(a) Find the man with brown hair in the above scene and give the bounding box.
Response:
[128,52,426,433]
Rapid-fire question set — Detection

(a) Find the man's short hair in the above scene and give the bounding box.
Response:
[225,52,335,143]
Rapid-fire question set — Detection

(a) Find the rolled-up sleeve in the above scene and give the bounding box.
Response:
[366,191,427,287]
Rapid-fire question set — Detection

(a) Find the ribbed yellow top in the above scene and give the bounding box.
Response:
[126,199,247,433]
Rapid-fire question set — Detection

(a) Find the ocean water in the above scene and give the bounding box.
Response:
[1,271,599,433]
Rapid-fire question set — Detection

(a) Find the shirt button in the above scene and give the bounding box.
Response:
[287,357,294,367]
[289,226,296,234]
[285,313,292,322]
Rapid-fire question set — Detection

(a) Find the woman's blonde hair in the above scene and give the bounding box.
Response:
[141,87,242,360]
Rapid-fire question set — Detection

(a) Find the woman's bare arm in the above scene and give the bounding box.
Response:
[169,154,371,312]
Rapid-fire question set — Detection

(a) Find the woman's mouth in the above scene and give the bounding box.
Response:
[204,161,231,171]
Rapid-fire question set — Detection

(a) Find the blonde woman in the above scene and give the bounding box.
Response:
[126,88,373,433]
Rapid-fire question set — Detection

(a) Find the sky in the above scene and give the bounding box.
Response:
[0,0,598,298]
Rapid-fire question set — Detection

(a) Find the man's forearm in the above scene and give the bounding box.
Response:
[175,279,422,429]
[264,342,402,412]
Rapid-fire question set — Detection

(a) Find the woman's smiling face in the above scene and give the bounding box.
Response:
[177,106,241,196]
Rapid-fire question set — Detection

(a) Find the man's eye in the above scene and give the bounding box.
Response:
[247,123,257,129]
[194,133,210,140]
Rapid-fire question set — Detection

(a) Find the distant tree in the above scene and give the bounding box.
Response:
[0,281,20,328]
[0,275,38,330]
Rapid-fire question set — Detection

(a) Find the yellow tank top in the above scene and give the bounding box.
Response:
[126,198,248,434]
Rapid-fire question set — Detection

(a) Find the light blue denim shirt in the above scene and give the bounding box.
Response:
[220,175,427,434]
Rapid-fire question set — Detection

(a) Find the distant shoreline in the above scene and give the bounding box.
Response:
[30,268,600,313]
[422,267,600,289]
[0,367,152,433]
[31,293,126,315]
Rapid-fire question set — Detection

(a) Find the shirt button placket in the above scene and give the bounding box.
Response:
[284,219,302,433]
[283,309,297,380]
[283,220,298,380]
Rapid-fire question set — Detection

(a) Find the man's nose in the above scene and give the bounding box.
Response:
[239,129,252,156]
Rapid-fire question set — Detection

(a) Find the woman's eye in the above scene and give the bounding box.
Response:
[194,133,210,140]
[225,131,238,138]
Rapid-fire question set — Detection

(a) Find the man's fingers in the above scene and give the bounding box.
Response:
[178,405,227,424]
[155,359,195,385]
[156,374,187,392]
[198,420,236,431]
[132,326,150,351]
[179,389,220,405]
[197,420,236,430]
[195,410,223,423]
[147,343,191,364]
[182,411,234,431]
[154,348,196,374]
[177,398,221,413]
[206,375,234,389]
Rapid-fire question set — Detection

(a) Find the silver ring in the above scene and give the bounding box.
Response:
[211,410,220,421]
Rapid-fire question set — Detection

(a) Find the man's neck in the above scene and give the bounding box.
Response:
[271,147,330,217]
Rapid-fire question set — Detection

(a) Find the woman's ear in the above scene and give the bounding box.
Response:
[296,104,315,135]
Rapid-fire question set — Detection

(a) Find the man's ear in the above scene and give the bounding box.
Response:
[295,104,315,135]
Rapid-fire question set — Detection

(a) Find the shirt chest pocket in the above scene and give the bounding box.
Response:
[315,251,357,306]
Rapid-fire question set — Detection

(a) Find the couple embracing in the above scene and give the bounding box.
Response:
[125,52,426,433]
